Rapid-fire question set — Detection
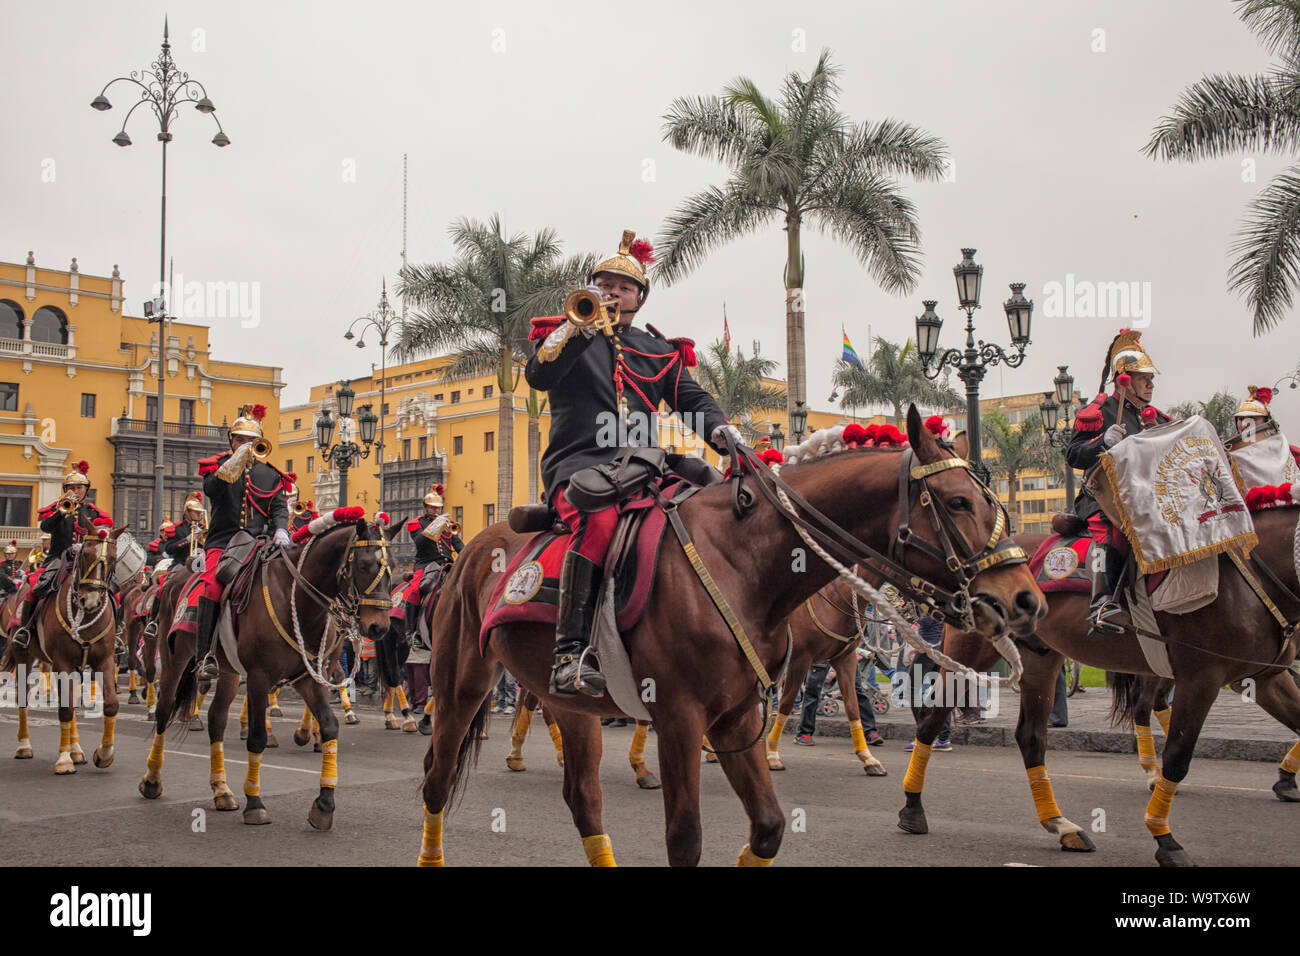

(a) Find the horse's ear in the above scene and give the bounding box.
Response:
[907,404,941,464]
[111,525,128,540]
[952,430,970,461]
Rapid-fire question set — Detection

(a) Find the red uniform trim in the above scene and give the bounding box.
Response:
[529,315,564,342]
[198,453,223,476]
[1073,394,1106,432]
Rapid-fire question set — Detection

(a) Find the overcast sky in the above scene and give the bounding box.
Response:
[5,0,1300,425]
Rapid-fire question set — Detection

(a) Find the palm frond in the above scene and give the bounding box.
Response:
[654,185,777,286]
[662,95,758,166]
[825,118,950,181]
[808,178,925,294]
[1227,163,1300,332]
[723,76,786,133]
[1144,72,1300,161]
[1240,0,1300,57]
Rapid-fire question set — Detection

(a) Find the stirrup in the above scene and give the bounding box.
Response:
[550,647,606,698]
[1089,602,1127,635]
[143,620,158,639]
[11,625,31,648]
[197,653,220,681]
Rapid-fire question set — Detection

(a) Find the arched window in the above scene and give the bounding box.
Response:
[0,300,23,339]
[30,306,67,344]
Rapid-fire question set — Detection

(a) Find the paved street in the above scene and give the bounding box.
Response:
[1,690,1295,867]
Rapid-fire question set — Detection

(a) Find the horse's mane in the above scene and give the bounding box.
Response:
[780,425,907,466]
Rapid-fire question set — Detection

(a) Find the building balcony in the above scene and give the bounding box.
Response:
[0,526,41,548]
[111,417,227,440]
[382,455,446,476]
[0,336,70,358]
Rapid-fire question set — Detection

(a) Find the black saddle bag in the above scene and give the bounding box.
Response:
[565,446,668,514]
[216,531,257,587]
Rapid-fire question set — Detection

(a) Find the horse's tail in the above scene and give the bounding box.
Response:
[443,695,491,815]
[167,662,198,735]
[1106,671,1143,729]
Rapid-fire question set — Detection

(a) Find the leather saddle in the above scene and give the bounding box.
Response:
[217,532,267,612]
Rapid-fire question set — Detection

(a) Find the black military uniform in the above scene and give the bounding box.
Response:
[402,512,463,622]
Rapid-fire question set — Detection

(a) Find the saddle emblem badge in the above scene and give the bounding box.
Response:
[1042,546,1079,580]
[504,561,544,604]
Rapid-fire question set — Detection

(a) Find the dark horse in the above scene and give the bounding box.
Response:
[139,514,393,830]
[899,505,1300,867]
[417,407,1045,866]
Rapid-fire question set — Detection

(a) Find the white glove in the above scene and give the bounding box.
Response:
[274,528,291,548]
[1103,424,1127,448]
[711,424,745,451]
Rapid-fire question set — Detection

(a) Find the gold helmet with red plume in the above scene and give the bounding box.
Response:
[63,459,91,488]
[1234,385,1274,421]
[4,540,16,558]
[589,229,656,306]
[422,483,445,508]
[230,403,268,441]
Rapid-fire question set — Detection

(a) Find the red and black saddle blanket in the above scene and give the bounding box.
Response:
[1029,534,1165,595]
[478,483,682,654]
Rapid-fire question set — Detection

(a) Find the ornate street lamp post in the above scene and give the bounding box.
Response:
[1039,365,1079,504]
[916,248,1033,485]
[315,381,378,507]
[91,18,230,531]
[344,280,402,513]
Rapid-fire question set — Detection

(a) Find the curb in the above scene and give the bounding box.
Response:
[794,714,1292,763]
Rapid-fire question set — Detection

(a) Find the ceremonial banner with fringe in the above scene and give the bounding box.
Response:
[1099,415,1256,574]
[1229,430,1300,492]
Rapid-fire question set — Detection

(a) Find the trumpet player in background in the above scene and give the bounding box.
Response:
[399,483,463,725]
[284,478,318,535]
[181,403,291,683]
[524,230,737,696]
[163,491,209,565]
[11,460,114,647]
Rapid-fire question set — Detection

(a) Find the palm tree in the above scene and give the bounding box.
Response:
[981,411,1061,525]
[1168,390,1241,438]
[831,336,962,425]
[657,50,948,431]
[694,340,787,442]
[397,215,594,517]
[1145,0,1300,333]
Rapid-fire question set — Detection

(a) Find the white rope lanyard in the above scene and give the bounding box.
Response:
[770,463,1021,686]
[287,535,363,690]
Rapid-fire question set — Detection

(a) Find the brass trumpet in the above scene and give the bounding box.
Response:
[292,500,311,517]
[56,494,78,515]
[443,518,461,536]
[564,288,619,332]
[252,437,273,460]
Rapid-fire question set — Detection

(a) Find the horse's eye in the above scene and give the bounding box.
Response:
[948,497,972,512]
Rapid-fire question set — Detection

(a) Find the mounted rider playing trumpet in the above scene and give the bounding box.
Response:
[400,484,463,631]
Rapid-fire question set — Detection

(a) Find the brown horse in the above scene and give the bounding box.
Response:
[139,514,393,830]
[765,580,888,776]
[417,407,1044,866]
[506,687,661,789]
[898,506,1300,866]
[1,532,125,773]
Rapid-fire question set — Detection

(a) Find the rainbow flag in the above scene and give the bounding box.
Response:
[842,330,864,369]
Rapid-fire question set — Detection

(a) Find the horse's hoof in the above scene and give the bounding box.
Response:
[862,758,888,777]
[243,807,271,826]
[292,729,311,748]
[266,732,279,749]
[127,691,140,705]
[138,777,161,799]
[54,756,77,775]
[897,806,928,834]
[213,790,239,811]
[344,711,359,725]
[635,772,662,790]
[506,755,526,772]
[1155,846,1195,867]
[313,742,321,753]
[384,715,400,730]
[146,709,155,721]
[70,748,87,766]
[307,802,334,831]
[767,755,785,772]
[188,715,203,732]
[1060,830,1096,852]
[402,717,418,733]
[92,746,114,769]
[14,745,33,760]
[268,705,283,718]
[1272,779,1300,803]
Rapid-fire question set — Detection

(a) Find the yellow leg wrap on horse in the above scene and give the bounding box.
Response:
[320,740,338,789]
[312,717,320,735]
[192,692,204,717]
[629,723,649,767]
[418,807,444,867]
[41,668,51,694]
[1281,740,1300,775]
[737,844,775,867]
[1153,707,1172,736]
[849,718,868,755]
[767,713,788,752]
[59,721,72,754]
[548,721,563,755]
[88,675,97,704]
[383,689,394,714]
[395,687,410,712]
[17,707,29,740]
[298,708,313,733]
[1025,765,1064,823]
[1135,724,1158,769]
[146,732,165,774]
[210,742,227,786]
[268,690,278,707]
[902,740,933,794]
[146,683,157,707]
[244,752,262,797]
[424,696,436,716]
[511,707,534,745]
[265,714,273,733]
[128,670,137,691]
[339,687,352,710]
[69,714,80,747]
[239,696,248,721]
[1144,776,1178,837]
[102,715,116,749]
[582,833,617,867]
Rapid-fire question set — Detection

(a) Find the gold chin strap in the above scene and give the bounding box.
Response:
[353,536,394,609]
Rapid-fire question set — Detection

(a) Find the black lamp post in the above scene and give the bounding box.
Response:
[315,381,378,507]
[790,401,809,445]
[344,280,401,513]
[768,421,786,451]
[91,18,230,532]
[1039,365,1078,503]
[916,248,1033,485]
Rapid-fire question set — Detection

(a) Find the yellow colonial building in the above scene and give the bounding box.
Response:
[0,253,283,549]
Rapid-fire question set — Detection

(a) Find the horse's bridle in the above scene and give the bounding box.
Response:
[726,437,1026,632]
[76,539,114,597]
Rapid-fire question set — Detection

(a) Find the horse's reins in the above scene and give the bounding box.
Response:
[53,540,116,671]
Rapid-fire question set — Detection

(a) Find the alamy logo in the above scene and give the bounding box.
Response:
[49,886,151,936]
[1041,274,1152,327]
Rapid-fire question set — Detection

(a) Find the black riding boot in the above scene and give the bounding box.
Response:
[1087,542,1129,636]
[11,596,35,648]
[549,551,605,698]
[195,596,221,682]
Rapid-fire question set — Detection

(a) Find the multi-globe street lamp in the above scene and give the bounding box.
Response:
[344,281,401,513]
[91,18,230,531]
[1039,365,1080,504]
[315,381,378,508]
[915,248,1034,485]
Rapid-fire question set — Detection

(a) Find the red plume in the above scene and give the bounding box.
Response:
[1257,387,1274,406]
[194,491,203,501]
[251,404,267,422]
[9,540,15,547]
[924,415,948,438]
[629,239,656,265]
[842,424,868,447]
[434,483,444,495]
[77,460,90,474]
